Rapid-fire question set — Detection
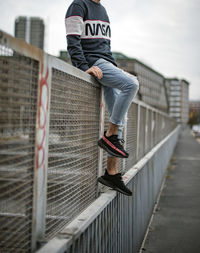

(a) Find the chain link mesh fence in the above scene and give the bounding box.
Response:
[138,106,146,160]
[125,103,138,171]
[63,125,180,253]
[146,110,152,153]
[0,30,177,253]
[0,45,38,252]
[46,69,100,239]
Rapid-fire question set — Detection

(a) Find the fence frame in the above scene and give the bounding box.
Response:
[37,125,180,253]
[0,30,177,253]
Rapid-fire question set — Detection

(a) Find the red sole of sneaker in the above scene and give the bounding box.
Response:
[98,140,129,158]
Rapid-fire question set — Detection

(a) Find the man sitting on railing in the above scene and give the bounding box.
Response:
[65,0,139,196]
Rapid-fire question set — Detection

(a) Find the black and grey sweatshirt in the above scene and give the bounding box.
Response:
[65,0,116,71]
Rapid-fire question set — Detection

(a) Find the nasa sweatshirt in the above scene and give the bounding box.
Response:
[65,0,116,71]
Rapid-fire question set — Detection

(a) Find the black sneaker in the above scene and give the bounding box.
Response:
[98,131,129,158]
[98,170,132,196]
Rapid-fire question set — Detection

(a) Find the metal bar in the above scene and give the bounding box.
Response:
[133,98,170,117]
[123,113,128,172]
[145,108,149,154]
[0,29,43,62]
[151,110,153,149]
[155,112,158,144]
[97,88,105,193]
[31,54,52,252]
[136,104,140,160]
[49,54,96,84]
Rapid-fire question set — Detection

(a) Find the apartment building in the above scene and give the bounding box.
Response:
[165,78,189,123]
[15,16,45,49]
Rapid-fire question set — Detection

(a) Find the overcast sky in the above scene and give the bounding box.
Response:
[0,0,200,100]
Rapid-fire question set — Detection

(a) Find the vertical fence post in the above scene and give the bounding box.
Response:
[31,54,52,252]
[123,112,128,172]
[97,88,105,193]
[136,104,140,161]
[145,108,148,154]
[151,110,154,149]
[155,112,159,144]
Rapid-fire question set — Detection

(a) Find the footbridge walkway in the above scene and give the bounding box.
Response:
[141,127,200,253]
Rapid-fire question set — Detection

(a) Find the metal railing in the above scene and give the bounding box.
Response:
[0,30,177,253]
[37,126,180,253]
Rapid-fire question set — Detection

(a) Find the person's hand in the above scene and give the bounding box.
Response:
[86,66,103,79]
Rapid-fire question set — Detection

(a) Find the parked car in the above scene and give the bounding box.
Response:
[192,124,200,138]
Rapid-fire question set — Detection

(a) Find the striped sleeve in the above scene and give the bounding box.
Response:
[65,16,84,36]
[65,3,89,71]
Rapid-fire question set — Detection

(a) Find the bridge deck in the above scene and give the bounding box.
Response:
[142,127,200,253]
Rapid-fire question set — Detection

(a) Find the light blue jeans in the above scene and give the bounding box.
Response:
[94,58,139,140]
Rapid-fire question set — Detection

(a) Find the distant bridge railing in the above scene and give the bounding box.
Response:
[0,30,177,253]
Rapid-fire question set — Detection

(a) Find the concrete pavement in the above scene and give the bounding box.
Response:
[141,127,200,253]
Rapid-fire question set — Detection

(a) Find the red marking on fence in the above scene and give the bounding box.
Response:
[36,65,49,169]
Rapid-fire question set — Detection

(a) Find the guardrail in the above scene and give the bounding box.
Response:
[37,125,180,253]
[0,30,177,253]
